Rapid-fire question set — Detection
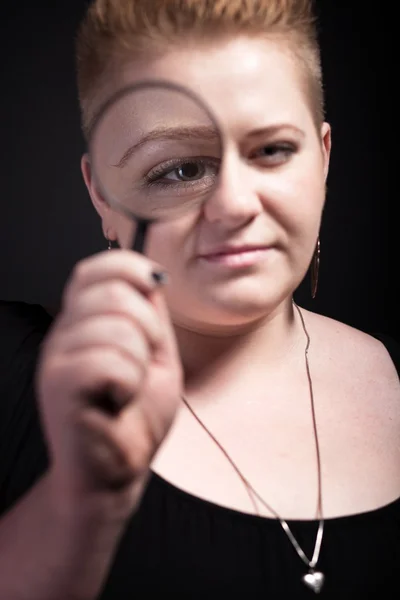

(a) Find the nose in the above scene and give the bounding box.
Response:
[202,150,264,228]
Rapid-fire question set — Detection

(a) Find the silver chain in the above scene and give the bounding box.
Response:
[181,303,325,587]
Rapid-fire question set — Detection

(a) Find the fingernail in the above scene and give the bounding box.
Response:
[151,271,169,286]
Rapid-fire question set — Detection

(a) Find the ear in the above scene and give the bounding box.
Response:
[81,153,117,240]
[320,122,332,181]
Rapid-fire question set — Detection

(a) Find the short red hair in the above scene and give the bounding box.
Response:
[75,0,324,139]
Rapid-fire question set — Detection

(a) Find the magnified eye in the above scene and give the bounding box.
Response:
[169,161,206,181]
[146,158,219,186]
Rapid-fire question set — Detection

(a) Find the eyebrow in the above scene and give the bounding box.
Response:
[112,125,220,169]
[247,124,306,139]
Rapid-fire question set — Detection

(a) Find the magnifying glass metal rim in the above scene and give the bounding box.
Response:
[87,78,224,253]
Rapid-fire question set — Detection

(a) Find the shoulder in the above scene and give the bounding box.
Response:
[0,299,52,329]
[302,308,400,391]
[0,300,53,368]
[0,299,52,341]
[0,302,52,515]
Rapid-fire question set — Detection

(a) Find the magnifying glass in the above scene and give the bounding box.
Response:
[88,80,224,254]
[86,80,224,416]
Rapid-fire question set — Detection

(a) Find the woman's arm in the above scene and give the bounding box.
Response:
[0,470,137,600]
[0,301,132,600]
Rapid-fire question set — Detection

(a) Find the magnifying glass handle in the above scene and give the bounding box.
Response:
[132,218,150,254]
[89,219,150,418]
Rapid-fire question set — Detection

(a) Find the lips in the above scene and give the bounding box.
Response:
[199,244,272,258]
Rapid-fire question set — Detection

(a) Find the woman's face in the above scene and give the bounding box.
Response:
[83,36,331,333]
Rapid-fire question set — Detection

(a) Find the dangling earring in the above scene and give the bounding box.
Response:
[311,237,321,299]
[105,230,114,251]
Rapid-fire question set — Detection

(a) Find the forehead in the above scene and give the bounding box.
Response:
[111,36,315,136]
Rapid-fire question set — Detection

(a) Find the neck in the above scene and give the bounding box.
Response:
[174,299,301,391]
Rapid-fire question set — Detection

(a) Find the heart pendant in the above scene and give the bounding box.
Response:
[302,570,325,594]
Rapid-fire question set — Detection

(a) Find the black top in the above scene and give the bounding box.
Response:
[0,300,399,600]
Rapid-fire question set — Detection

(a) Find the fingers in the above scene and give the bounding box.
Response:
[73,408,138,489]
[36,249,182,497]
[63,250,166,303]
[40,247,181,420]
[55,314,150,368]
[48,347,146,411]
[58,282,163,348]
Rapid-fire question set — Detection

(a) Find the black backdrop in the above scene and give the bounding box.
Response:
[1,1,397,340]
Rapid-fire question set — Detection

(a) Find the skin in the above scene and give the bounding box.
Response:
[0,34,398,600]
[80,36,400,521]
[83,36,331,366]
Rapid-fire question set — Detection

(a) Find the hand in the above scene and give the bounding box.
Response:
[36,250,183,507]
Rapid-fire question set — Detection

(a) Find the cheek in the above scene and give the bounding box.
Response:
[257,159,325,273]
[144,219,189,268]
[116,215,188,261]
[270,159,326,235]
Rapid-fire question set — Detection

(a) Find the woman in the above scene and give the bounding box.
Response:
[0,1,399,598]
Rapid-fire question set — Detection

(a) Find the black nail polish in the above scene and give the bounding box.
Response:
[151,271,168,286]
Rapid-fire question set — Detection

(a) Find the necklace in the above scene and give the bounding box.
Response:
[181,303,325,594]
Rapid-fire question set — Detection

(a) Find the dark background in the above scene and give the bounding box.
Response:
[1,1,397,339]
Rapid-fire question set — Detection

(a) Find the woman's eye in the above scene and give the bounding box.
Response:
[166,161,207,182]
[147,159,219,185]
[251,144,296,165]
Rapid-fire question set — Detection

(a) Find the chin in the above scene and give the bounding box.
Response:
[172,290,290,329]
[166,269,297,326]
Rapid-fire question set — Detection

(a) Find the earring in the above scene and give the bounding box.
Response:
[105,229,115,251]
[311,237,321,299]
[105,234,113,251]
